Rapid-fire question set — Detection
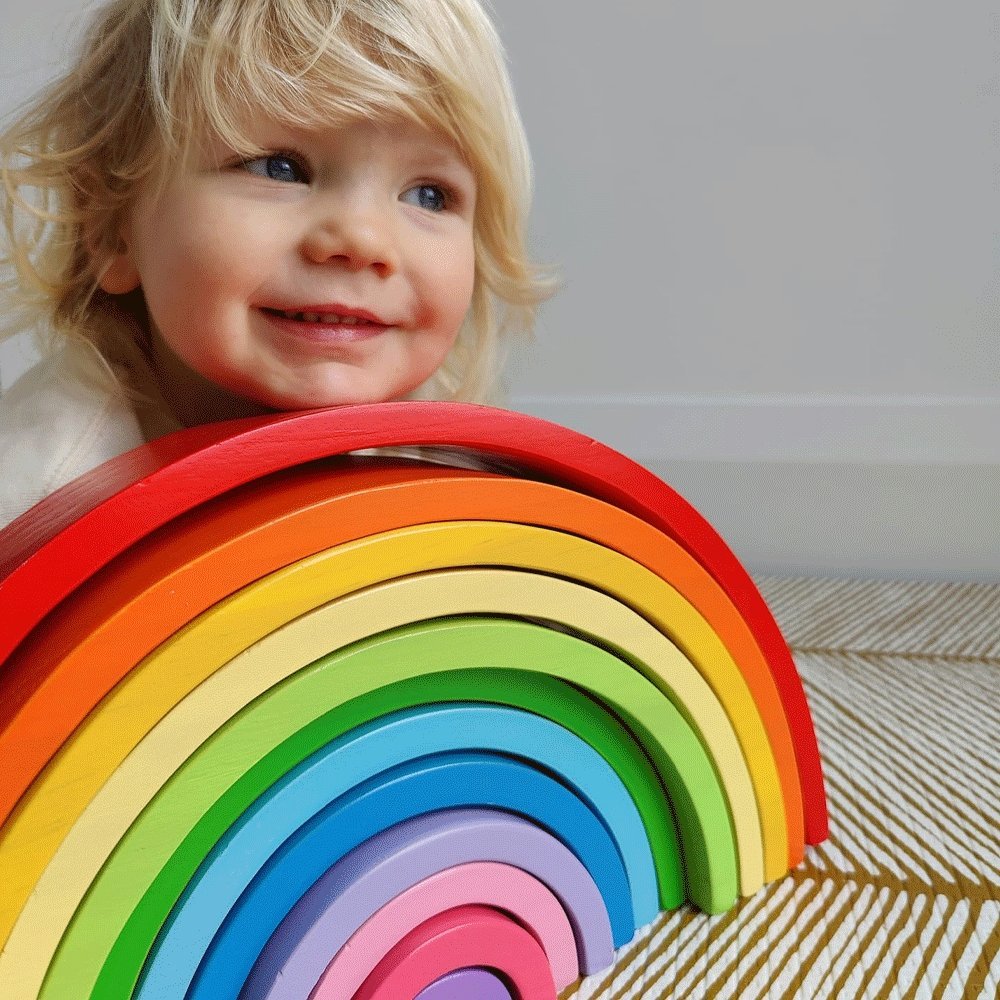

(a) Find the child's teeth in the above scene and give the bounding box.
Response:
[281,309,376,326]
[279,310,364,324]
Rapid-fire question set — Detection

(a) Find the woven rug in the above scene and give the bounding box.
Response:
[568,575,1000,1000]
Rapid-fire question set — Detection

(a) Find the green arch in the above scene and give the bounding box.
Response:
[43,617,737,1000]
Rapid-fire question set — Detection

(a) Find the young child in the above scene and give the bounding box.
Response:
[0,0,556,529]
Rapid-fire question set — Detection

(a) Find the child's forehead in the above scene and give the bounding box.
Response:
[202,112,470,164]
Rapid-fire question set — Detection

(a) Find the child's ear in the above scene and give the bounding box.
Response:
[98,246,141,295]
[95,227,141,295]
[86,215,141,295]
[76,164,142,293]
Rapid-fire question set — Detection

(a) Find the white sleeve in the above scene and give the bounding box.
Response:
[0,349,146,530]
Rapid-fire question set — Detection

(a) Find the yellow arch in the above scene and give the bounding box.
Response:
[1,525,783,928]
[0,525,788,995]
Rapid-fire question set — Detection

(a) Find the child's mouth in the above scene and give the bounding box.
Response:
[260,308,390,344]
[265,308,384,325]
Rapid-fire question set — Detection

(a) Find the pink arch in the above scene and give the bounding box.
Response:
[308,862,577,998]
[352,904,556,1000]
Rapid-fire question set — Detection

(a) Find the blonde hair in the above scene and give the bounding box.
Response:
[1,0,558,404]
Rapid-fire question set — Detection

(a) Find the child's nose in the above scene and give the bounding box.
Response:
[301,199,399,275]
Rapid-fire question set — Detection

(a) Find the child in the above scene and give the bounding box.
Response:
[0,0,556,529]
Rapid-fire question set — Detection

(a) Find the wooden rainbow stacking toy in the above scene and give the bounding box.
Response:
[0,401,828,1000]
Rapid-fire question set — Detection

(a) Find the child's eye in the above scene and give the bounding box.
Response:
[401,184,450,213]
[242,153,310,184]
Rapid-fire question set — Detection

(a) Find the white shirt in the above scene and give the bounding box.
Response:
[0,341,156,530]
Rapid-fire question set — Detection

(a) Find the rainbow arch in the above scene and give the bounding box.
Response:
[0,401,827,999]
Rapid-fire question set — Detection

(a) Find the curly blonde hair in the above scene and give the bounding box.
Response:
[1,0,558,404]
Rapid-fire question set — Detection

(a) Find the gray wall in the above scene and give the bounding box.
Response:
[2,1,997,581]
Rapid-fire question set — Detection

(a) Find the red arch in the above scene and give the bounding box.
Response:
[0,401,827,843]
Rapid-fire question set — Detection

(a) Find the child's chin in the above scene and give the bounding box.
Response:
[252,391,361,414]
[242,372,414,412]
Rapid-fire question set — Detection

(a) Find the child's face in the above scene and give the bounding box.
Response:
[102,116,477,418]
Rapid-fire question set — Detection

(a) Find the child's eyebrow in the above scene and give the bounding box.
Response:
[395,148,475,193]
[416,142,475,172]
[414,151,474,177]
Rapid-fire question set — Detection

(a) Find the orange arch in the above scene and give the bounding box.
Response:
[0,459,803,866]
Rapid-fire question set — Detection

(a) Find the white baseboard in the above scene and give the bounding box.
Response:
[509,392,1000,582]
[509,393,1000,466]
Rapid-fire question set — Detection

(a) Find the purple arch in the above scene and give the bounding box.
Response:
[240,808,612,1000]
[415,970,512,1000]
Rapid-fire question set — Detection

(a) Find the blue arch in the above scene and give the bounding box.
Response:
[143,749,633,1000]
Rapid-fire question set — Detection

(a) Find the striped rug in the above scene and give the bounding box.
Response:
[566,575,1000,1000]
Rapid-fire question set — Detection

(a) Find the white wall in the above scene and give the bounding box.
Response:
[2,1,997,581]
[0,0,104,377]
[497,0,999,583]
